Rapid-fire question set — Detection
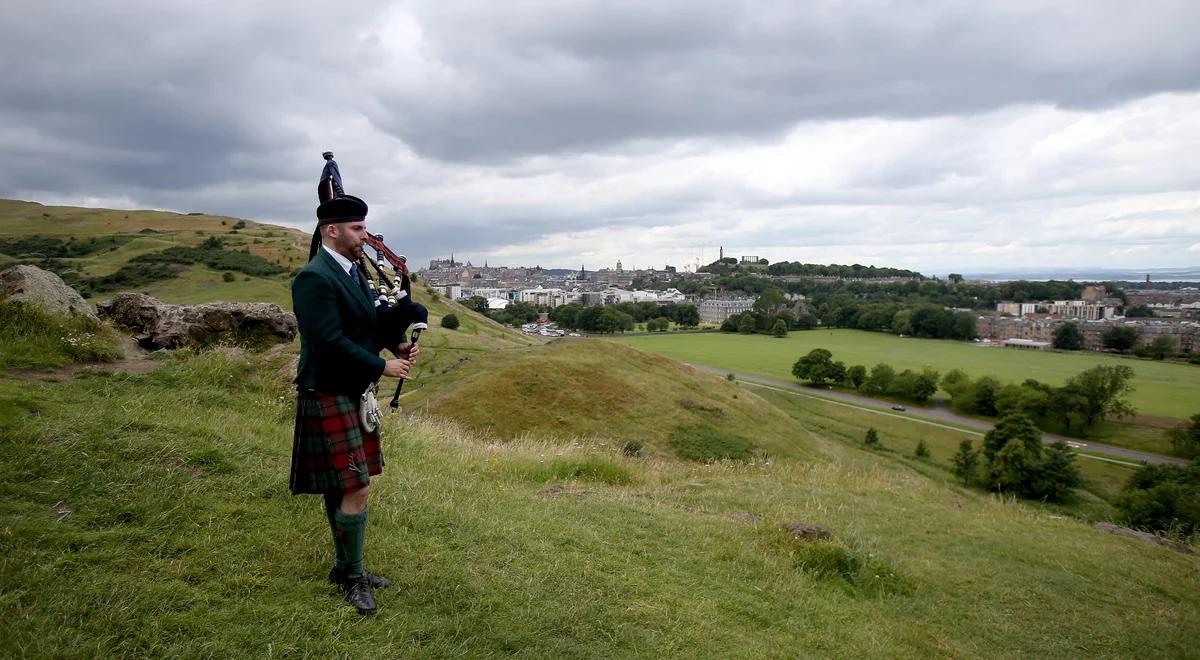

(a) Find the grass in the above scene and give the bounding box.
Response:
[0,300,123,369]
[0,199,309,307]
[403,339,815,461]
[612,330,1200,420]
[1,349,1197,657]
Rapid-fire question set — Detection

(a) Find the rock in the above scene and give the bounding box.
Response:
[97,292,297,349]
[0,264,97,321]
[1093,522,1195,555]
[782,522,832,541]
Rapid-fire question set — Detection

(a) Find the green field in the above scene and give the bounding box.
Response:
[613,330,1200,421]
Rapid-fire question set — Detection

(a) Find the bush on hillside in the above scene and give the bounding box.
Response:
[84,262,178,293]
[1115,463,1200,538]
[667,425,754,463]
[0,300,123,369]
[982,413,1081,501]
[441,314,460,330]
[129,239,286,277]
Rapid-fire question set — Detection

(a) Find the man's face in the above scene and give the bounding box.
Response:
[325,221,367,261]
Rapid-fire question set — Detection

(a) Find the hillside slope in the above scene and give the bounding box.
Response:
[0,199,309,307]
[1,349,1196,657]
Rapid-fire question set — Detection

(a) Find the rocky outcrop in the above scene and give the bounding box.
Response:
[0,264,98,321]
[97,292,297,350]
[781,522,832,541]
[1093,522,1195,555]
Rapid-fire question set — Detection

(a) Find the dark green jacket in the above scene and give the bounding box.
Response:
[292,248,385,396]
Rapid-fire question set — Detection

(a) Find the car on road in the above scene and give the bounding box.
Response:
[891,404,906,411]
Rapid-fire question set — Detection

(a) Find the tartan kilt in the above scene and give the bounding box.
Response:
[289,390,383,495]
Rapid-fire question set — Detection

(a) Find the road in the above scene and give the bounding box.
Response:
[685,363,1187,466]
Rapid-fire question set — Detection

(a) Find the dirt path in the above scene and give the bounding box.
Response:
[7,337,164,382]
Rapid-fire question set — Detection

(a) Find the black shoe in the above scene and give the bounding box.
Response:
[344,577,377,615]
[329,567,392,590]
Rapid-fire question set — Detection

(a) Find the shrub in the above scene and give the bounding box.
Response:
[620,441,643,457]
[1115,463,1200,538]
[864,428,880,448]
[441,314,460,330]
[914,440,930,459]
[667,425,754,462]
[222,271,235,282]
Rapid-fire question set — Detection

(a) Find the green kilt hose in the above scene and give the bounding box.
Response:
[289,390,383,495]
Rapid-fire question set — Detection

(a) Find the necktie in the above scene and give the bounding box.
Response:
[350,264,361,286]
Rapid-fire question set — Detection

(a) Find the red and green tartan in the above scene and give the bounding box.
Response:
[290,390,382,495]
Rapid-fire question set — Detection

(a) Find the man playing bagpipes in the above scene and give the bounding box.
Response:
[289,194,427,615]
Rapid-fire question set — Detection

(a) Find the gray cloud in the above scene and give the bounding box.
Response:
[1,1,1198,272]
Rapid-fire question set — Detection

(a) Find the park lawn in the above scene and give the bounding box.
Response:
[613,330,1200,421]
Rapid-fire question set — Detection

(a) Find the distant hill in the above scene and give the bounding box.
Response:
[0,199,309,308]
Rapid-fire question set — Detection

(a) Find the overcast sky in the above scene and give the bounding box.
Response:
[3,1,1199,275]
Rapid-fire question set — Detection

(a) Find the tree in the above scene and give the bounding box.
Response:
[737,313,757,334]
[1115,463,1200,536]
[601,307,634,333]
[952,440,979,486]
[794,312,818,330]
[914,439,930,459]
[672,304,700,327]
[891,309,913,335]
[1052,322,1084,350]
[753,287,787,315]
[770,319,788,338]
[1030,442,1082,501]
[1146,334,1178,360]
[792,348,840,386]
[951,312,977,340]
[463,295,490,315]
[1067,365,1136,430]
[983,413,1081,501]
[550,303,582,329]
[948,273,964,284]
[1124,305,1155,318]
[983,413,1043,463]
[909,367,941,404]
[941,369,970,398]
[845,364,867,390]
[440,314,460,330]
[865,427,880,448]
[862,363,896,395]
[1102,326,1139,353]
[1166,414,1200,460]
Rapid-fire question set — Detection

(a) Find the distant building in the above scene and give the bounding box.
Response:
[698,298,754,325]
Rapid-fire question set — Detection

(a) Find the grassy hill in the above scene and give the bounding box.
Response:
[2,348,1197,657]
[2,200,1199,655]
[403,339,818,461]
[0,199,308,308]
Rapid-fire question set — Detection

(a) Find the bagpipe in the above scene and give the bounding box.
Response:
[357,233,429,410]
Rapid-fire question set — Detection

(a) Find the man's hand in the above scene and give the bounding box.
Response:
[383,358,411,379]
[396,342,420,362]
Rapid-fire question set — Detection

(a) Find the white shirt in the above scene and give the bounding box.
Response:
[321,243,354,276]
